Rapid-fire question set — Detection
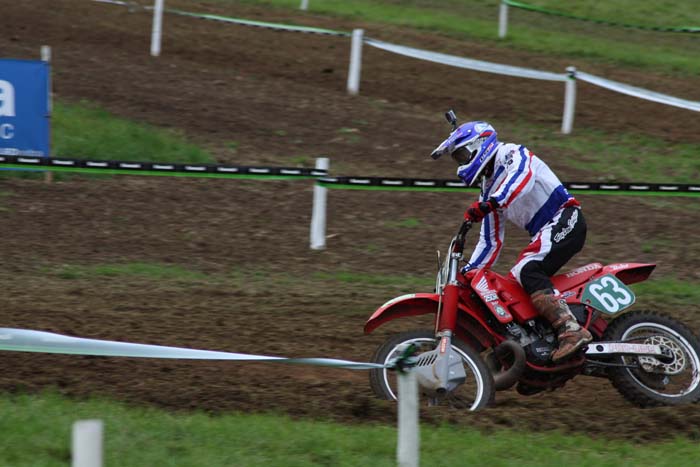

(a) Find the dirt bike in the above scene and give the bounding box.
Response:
[365,220,700,410]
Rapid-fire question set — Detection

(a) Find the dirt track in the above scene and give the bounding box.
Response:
[1,0,700,442]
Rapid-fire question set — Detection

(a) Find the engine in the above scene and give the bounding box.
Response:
[505,320,557,365]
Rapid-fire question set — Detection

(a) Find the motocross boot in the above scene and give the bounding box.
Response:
[531,290,593,363]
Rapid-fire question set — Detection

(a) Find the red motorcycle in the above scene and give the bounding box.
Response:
[366,221,700,410]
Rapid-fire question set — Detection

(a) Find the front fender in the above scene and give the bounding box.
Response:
[364,293,440,334]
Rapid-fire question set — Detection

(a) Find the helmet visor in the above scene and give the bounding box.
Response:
[451,146,474,166]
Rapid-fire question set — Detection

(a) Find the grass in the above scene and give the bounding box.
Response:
[312,270,433,289]
[504,122,700,184]
[50,262,209,281]
[631,278,700,307]
[1,100,214,180]
[517,1,700,27]
[47,262,434,293]
[2,392,700,466]
[223,0,700,75]
[43,261,700,309]
[384,217,422,228]
[53,101,214,164]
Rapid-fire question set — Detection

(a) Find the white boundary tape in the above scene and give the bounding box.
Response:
[576,71,700,112]
[364,38,567,82]
[92,0,700,126]
[0,328,385,370]
[2,326,421,464]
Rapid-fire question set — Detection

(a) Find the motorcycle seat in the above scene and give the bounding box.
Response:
[551,262,603,292]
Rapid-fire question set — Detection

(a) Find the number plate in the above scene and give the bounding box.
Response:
[581,274,636,315]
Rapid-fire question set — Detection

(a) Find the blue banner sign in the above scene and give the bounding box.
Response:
[0,59,50,157]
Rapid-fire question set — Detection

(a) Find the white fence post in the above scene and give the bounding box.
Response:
[346,29,364,95]
[150,0,165,56]
[300,0,309,11]
[41,45,53,183]
[397,370,420,467]
[72,420,104,467]
[498,1,509,39]
[310,157,329,250]
[561,66,577,134]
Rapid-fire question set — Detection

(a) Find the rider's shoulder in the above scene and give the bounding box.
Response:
[495,142,522,154]
[494,143,521,165]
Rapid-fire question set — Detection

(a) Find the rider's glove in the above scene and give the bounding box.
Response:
[460,264,474,275]
[464,198,498,223]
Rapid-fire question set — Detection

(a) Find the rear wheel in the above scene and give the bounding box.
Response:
[603,310,700,407]
[369,329,494,411]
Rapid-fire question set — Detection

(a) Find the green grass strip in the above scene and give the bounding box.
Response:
[504,0,700,32]
[53,102,214,165]
[2,392,700,466]
[51,262,209,281]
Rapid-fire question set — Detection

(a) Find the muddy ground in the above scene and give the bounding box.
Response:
[1,0,700,443]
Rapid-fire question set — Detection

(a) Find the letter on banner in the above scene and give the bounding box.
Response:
[0,124,14,140]
[0,80,16,117]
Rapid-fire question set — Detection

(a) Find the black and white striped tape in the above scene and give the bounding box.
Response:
[318,176,700,195]
[3,156,696,196]
[0,155,327,178]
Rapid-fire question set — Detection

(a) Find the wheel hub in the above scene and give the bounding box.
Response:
[638,335,686,375]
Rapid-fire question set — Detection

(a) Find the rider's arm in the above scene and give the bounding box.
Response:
[464,209,506,270]
[489,145,535,210]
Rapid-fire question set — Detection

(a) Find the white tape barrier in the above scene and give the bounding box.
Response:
[0,328,385,370]
[364,38,567,82]
[92,0,700,125]
[576,71,700,112]
[4,327,420,464]
[93,0,128,5]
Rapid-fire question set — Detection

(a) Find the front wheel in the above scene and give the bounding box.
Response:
[603,310,700,407]
[368,330,495,411]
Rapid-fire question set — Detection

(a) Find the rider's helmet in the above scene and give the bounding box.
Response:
[430,121,499,187]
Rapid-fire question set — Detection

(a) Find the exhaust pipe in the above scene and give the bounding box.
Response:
[490,340,526,391]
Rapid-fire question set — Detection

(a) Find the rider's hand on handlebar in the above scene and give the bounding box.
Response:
[464,199,497,223]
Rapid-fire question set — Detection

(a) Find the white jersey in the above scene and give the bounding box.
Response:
[465,142,578,270]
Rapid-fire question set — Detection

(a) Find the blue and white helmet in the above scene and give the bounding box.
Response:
[430,121,499,187]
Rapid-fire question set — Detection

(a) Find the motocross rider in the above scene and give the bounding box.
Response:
[431,120,592,363]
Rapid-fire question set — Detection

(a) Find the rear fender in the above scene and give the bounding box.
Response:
[599,263,656,285]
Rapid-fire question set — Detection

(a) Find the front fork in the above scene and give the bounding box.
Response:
[429,252,463,393]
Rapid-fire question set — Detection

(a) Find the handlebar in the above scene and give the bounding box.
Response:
[453,220,473,255]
